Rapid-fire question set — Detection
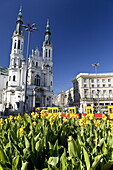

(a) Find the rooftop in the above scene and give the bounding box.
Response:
[0,66,8,76]
[72,72,113,82]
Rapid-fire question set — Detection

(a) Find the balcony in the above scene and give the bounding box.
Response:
[82,96,113,102]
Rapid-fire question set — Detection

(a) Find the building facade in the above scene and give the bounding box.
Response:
[72,73,113,113]
[53,87,74,107]
[0,67,8,112]
[2,8,53,113]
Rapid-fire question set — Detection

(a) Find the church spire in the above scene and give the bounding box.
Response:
[44,18,51,45]
[15,7,23,35]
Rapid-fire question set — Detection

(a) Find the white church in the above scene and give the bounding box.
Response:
[1,8,54,113]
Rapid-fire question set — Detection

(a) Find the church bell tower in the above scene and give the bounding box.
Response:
[8,7,25,87]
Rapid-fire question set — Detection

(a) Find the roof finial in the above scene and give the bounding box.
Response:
[47,17,49,27]
[44,17,51,45]
[15,6,23,35]
[17,6,23,21]
[20,4,22,10]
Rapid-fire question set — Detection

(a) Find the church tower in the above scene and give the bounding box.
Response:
[43,19,52,61]
[8,7,25,88]
[4,7,26,112]
[42,19,53,93]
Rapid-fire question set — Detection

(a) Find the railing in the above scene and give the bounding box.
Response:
[82,97,113,101]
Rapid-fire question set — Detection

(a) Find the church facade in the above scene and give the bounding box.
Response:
[2,8,53,113]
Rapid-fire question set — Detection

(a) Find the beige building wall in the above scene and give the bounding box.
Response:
[72,73,113,113]
[53,87,74,107]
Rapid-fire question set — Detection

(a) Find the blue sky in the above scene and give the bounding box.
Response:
[0,0,113,96]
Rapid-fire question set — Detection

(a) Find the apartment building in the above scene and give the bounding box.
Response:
[72,73,113,113]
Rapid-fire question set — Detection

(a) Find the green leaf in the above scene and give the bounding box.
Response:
[0,148,8,162]
[68,137,80,158]
[34,133,40,141]
[53,140,59,156]
[35,140,40,152]
[82,146,90,170]
[102,142,108,155]
[48,142,53,150]
[91,155,103,169]
[21,161,28,170]
[0,166,3,170]
[31,137,35,153]
[10,130,19,143]
[60,148,67,170]
[24,136,30,149]
[12,156,19,170]
[48,157,59,166]
[98,138,104,147]
[35,138,44,157]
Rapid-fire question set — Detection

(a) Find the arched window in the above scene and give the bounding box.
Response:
[36,62,38,67]
[46,49,47,57]
[49,49,51,57]
[14,41,16,49]
[35,75,40,86]
[13,75,16,81]
[6,81,8,89]
[18,40,20,49]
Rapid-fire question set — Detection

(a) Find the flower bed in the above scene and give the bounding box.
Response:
[0,112,113,169]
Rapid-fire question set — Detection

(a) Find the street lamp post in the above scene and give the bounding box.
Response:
[22,23,37,114]
[92,63,100,113]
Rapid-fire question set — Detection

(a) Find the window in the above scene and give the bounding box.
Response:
[32,61,34,66]
[84,94,87,98]
[97,84,100,88]
[17,102,20,109]
[97,79,99,83]
[108,79,111,82]
[103,90,106,97]
[84,89,87,98]
[103,84,105,87]
[108,84,111,87]
[98,90,101,97]
[18,40,20,49]
[84,89,87,94]
[103,90,106,94]
[102,79,105,82]
[91,79,94,83]
[46,49,47,57]
[84,79,86,83]
[36,62,38,67]
[51,81,52,86]
[92,90,95,98]
[13,75,16,81]
[109,90,112,94]
[35,75,40,86]
[92,84,94,88]
[84,84,87,87]
[92,90,95,94]
[109,90,112,98]
[14,41,16,49]
[49,49,51,57]
[9,76,11,81]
